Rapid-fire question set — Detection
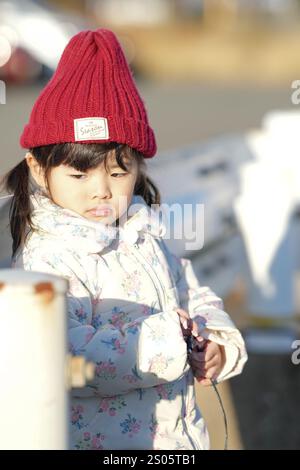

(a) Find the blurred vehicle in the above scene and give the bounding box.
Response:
[91,0,173,26]
[0,0,88,83]
[237,0,297,15]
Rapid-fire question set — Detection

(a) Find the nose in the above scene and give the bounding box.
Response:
[91,173,112,200]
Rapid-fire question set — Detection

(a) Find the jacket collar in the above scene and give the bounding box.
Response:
[29,190,165,254]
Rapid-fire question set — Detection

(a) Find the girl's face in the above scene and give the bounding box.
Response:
[26,151,139,224]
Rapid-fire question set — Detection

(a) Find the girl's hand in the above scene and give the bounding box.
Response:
[175,308,201,342]
[175,308,225,386]
[189,340,225,386]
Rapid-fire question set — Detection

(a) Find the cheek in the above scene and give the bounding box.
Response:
[125,180,137,200]
[114,175,137,195]
[49,176,81,201]
[127,172,138,192]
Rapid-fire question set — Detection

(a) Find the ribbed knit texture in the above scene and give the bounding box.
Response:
[20,29,157,157]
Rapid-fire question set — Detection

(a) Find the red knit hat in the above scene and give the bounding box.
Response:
[20,29,157,158]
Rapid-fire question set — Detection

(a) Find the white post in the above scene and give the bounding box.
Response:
[0,269,69,450]
[0,196,13,268]
[0,80,6,105]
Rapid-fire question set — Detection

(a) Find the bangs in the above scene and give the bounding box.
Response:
[30,142,138,173]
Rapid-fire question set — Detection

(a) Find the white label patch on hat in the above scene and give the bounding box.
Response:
[74,117,109,141]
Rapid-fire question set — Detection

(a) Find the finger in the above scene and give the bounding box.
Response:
[176,309,191,330]
[190,357,219,378]
[192,348,219,363]
[189,349,208,362]
[203,355,221,371]
[191,365,205,379]
[191,320,202,338]
[179,318,188,331]
[190,345,215,360]
[190,361,220,377]
[192,367,208,381]
[187,319,199,337]
[193,361,219,380]
[190,354,218,372]
[175,308,190,319]
[197,377,213,386]
[189,352,217,366]
[194,337,206,350]
[203,365,221,380]
[203,345,220,362]
[191,363,205,378]
[191,348,206,362]
[194,371,206,380]
[178,317,189,331]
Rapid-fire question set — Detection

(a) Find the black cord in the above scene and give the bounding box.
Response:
[187,336,228,450]
[209,378,228,450]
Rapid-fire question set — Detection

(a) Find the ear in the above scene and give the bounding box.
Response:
[25,152,47,189]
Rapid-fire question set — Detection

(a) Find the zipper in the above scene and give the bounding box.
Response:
[132,241,199,449]
[131,241,168,311]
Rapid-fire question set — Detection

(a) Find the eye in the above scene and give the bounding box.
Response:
[70,174,86,179]
[111,172,128,178]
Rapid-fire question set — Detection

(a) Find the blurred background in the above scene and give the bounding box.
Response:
[0,0,300,450]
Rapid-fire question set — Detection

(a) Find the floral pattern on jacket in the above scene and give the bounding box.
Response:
[12,190,248,450]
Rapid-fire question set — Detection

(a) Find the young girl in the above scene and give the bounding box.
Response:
[1,29,247,450]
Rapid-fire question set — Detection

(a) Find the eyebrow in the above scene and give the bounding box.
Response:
[109,161,132,170]
[66,161,132,172]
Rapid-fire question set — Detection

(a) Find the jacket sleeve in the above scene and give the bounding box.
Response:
[20,248,189,397]
[159,240,248,382]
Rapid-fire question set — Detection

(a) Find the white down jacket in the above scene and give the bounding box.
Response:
[13,190,247,450]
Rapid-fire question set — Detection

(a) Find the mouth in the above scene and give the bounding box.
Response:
[87,206,112,217]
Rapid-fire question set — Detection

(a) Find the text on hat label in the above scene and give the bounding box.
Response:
[74,117,109,141]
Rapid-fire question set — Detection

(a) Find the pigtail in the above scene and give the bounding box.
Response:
[134,171,161,207]
[0,159,34,259]
[130,147,161,207]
